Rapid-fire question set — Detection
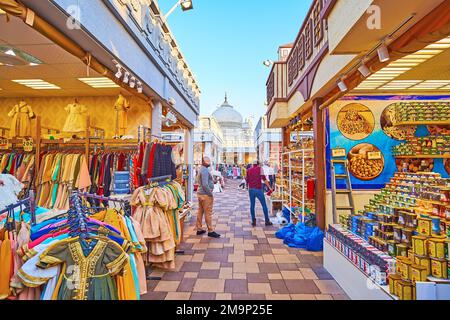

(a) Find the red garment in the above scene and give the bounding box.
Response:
[97,155,107,196]
[246,165,267,190]
[117,153,126,171]
[9,156,16,174]
[146,143,158,180]
[136,142,145,178]
[132,154,139,188]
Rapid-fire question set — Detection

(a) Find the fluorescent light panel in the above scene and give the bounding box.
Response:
[12,79,60,90]
[79,77,119,88]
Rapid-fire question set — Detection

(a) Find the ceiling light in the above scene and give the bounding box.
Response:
[123,71,130,84]
[137,81,143,93]
[337,79,348,92]
[129,76,136,88]
[0,9,5,14]
[115,67,123,79]
[377,44,390,63]
[79,77,120,88]
[12,79,60,90]
[358,64,371,78]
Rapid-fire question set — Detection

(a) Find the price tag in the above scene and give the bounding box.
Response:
[368,151,382,160]
[0,138,9,150]
[332,148,346,158]
[22,138,34,152]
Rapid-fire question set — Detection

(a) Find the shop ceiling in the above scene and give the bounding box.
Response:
[354,36,450,93]
[331,0,446,55]
[0,17,126,98]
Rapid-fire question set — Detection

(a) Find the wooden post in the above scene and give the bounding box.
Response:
[313,98,326,231]
[34,116,41,191]
[85,116,90,164]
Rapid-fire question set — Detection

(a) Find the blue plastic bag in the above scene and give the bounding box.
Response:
[306,227,325,252]
[275,223,295,240]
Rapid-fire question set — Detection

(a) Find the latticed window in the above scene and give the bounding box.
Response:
[304,18,313,59]
[291,46,298,80]
[313,0,324,46]
[288,54,296,86]
[297,35,305,71]
[267,71,275,102]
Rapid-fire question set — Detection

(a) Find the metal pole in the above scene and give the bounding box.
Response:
[164,0,181,19]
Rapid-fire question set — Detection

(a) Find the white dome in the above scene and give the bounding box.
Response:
[212,96,243,129]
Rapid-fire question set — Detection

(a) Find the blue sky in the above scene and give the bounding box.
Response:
[158,0,312,125]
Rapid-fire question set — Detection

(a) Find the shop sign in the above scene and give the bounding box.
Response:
[0,138,9,150]
[22,138,34,152]
[367,151,382,160]
[332,148,346,158]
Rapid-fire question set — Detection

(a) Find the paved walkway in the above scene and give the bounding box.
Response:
[143,180,349,300]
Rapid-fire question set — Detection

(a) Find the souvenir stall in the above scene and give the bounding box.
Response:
[321,35,450,300]
[0,3,192,300]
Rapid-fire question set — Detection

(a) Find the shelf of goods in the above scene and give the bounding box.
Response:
[280,149,314,221]
[324,226,396,300]
[334,172,450,300]
[393,135,450,158]
[392,102,450,126]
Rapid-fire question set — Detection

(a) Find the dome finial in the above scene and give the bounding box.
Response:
[224,92,228,103]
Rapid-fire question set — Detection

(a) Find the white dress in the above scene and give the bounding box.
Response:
[17,242,61,300]
[0,174,24,211]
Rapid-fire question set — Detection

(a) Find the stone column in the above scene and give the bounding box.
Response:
[151,99,163,139]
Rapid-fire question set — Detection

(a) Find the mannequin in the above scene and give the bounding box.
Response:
[62,99,88,133]
[8,99,35,138]
[114,93,131,137]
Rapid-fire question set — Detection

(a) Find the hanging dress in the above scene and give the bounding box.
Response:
[62,103,87,133]
[8,101,35,138]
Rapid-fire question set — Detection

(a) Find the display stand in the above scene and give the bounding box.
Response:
[281,149,314,221]
[324,240,396,300]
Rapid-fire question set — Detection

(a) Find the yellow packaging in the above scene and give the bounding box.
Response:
[396,280,414,300]
[396,256,407,275]
[412,235,428,256]
[408,249,415,261]
[399,259,412,280]
[414,255,431,275]
[410,264,428,282]
[417,217,433,236]
[428,237,446,259]
[431,258,447,279]
[388,274,402,295]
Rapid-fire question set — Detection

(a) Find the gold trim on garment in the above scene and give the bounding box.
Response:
[67,240,107,301]
[106,252,128,276]
[17,269,52,288]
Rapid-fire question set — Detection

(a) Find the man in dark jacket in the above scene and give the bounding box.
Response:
[196,156,221,238]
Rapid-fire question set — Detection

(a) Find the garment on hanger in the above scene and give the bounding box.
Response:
[0,174,24,211]
[131,181,184,269]
[62,103,87,133]
[8,101,35,138]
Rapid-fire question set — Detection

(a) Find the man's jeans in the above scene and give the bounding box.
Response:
[249,188,270,222]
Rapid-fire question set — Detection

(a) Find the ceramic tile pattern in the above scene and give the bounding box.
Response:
[143,180,349,301]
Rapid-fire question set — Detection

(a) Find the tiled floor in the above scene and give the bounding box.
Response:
[142,179,349,301]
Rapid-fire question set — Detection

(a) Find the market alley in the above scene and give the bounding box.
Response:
[143,180,349,301]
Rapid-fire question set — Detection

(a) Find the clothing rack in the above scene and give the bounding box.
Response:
[0,190,36,226]
[77,192,132,216]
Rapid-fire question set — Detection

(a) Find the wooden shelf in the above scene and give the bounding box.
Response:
[395,154,450,159]
[394,120,450,126]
